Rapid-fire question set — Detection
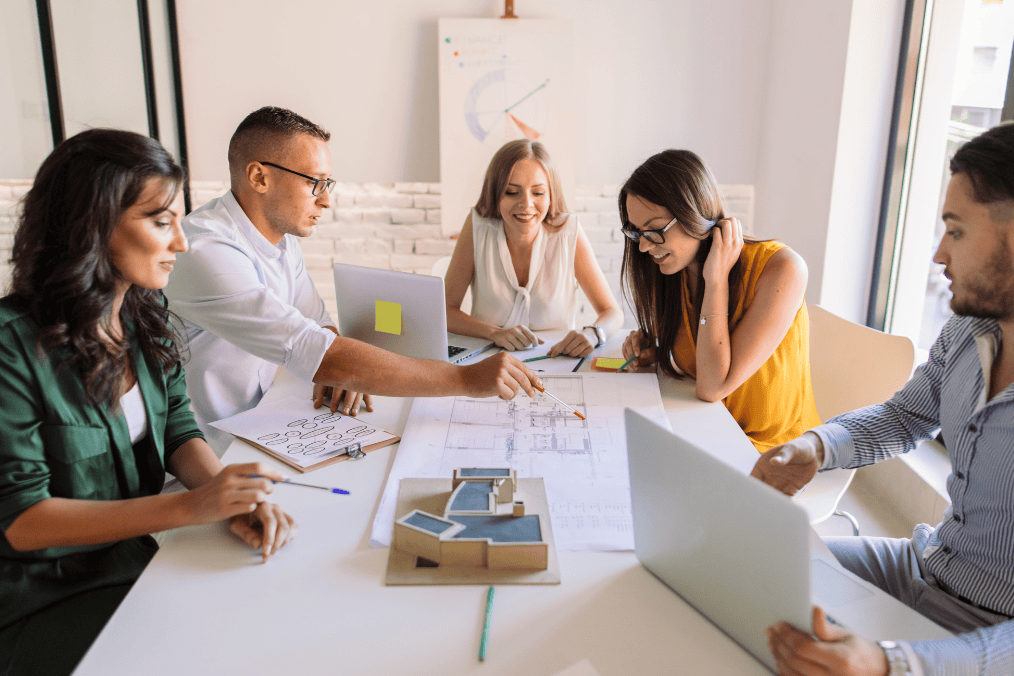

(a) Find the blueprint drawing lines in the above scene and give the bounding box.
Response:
[446,375,598,461]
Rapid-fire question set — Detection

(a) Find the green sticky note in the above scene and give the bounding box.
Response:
[375,300,402,335]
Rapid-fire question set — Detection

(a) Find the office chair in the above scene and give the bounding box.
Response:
[432,256,472,314]
[799,304,916,534]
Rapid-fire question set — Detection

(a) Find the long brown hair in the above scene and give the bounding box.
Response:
[619,149,754,379]
[11,128,187,407]
[474,139,568,225]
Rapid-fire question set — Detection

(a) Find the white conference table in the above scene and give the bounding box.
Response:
[74,335,771,676]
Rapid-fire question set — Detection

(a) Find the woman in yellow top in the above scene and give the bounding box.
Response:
[619,149,820,452]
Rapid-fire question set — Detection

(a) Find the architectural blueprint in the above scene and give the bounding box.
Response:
[371,372,671,551]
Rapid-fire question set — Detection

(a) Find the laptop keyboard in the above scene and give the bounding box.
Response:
[448,345,467,358]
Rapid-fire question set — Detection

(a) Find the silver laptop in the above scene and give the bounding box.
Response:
[624,409,952,673]
[333,263,494,364]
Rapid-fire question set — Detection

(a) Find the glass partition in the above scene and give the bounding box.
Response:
[0,0,54,178]
[50,0,150,137]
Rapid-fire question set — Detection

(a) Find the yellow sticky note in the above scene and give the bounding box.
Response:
[375,300,402,335]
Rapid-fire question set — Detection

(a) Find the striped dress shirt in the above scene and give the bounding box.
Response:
[812,315,1014,676]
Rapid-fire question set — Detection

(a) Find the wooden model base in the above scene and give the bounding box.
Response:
[384,478,560,585]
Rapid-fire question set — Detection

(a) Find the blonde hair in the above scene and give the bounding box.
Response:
[474,140,568,224]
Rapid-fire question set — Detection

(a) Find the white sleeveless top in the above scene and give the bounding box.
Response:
[469,208,580,331]
[120,381,149,444]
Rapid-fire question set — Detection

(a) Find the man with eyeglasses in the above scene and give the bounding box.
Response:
[164,107,539,455]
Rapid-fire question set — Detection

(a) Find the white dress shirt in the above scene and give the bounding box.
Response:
[164,190,336,454]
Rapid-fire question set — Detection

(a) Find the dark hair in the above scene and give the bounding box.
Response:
[11,128,186,407]
[228,106,331,183]
[950,122,1014,204]
[618,149,754,379]
[474,139,568,225]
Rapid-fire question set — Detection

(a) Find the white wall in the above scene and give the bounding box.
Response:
[753,0,851,307]
[176,0,772,189]
[0,0,899,318]
[176,0,899,314]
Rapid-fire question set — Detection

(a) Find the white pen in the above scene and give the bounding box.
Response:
[533,383,586,420]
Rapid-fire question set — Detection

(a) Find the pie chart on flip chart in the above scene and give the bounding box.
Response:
[438,18,576,237]
[463,70,550,146]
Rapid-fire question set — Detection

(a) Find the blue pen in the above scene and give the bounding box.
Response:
[250,475,350,495]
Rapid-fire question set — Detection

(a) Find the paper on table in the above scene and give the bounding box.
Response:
[210,396,396,470]
[370,372,671,551]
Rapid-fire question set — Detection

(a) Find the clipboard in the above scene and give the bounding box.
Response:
[240,431,400,474]
[209,396,401,473]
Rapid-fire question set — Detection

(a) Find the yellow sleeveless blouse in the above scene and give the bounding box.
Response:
[671,240,820,453]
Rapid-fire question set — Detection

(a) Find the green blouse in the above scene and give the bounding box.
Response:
[0,296,204,630]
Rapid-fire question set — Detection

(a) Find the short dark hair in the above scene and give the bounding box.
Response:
[227,106,330,183]
[950,122,1014,204]
[11,128,186,406]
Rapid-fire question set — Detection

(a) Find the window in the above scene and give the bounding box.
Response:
[870,0,1014,351]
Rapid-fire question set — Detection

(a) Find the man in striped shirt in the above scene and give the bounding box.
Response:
[754,123,1014,676]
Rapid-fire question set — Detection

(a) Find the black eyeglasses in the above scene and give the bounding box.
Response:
[621,216,679,244]
[620,216,716,244]
[259,161,336,196]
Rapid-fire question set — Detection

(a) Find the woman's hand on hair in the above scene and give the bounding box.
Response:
[622,329,656,367]
[548,330,595,358]
[491,325,542,351]
[702,217,744,286]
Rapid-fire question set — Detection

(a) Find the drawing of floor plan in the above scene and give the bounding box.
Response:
[372,372,671,551]
[446,376,606,461]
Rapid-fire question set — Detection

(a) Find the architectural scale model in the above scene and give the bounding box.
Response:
[392,468,549,570]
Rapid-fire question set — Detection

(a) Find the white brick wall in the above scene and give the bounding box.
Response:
[0,179,753,327]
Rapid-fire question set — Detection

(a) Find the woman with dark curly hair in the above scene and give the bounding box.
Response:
[0,128,297,676]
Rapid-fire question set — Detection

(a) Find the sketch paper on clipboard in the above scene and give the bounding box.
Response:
[209,396,400,473]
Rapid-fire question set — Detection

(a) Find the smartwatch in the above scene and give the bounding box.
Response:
[583,325,606,348]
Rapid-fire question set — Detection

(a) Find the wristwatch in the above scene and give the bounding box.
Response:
[582,324,606,348]
[878,641,913,676]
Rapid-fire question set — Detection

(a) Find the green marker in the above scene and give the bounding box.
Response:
[479,586,495,661]
[522,355,554,363]
[617,353,638,371]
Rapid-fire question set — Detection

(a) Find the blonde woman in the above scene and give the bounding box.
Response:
[445,140,622,357]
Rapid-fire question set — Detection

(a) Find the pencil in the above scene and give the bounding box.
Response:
[249,475,350,495]
[572,355,587,372]
[533,383,587,420]
[617,353,638,372]
[479,585,495,661]
[522,355,554,363]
